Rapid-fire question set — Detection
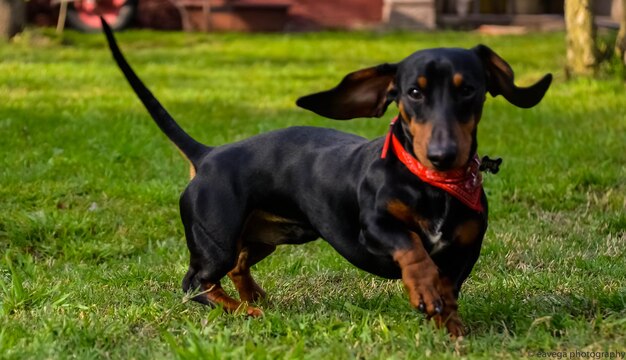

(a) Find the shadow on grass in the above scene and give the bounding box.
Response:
[463,289,626,337]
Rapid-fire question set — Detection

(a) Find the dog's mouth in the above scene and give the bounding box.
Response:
[412,143,466,172]
[418,146,474,173]
[428,158,457,172]
[387,115,473,173]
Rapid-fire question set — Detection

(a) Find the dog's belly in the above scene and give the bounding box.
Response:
[326,242,402,279]
[241,210,402,278]
[243,209,319,246]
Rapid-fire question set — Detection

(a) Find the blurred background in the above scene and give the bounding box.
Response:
[1,0,625,357]
[4,0,622,33]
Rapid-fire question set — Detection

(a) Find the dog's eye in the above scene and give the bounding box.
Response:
[459,85,475,98]
[407,88,423,101]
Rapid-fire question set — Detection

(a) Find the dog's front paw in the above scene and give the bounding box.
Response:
[245,306,264,317]
[405,267,446,317]
[430,277,464,337]
[393,242,464,336]
[394,247,447,317]
[398,261,465,336]
[432,311,465,338]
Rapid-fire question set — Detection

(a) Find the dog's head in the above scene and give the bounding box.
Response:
[297,45,552,171]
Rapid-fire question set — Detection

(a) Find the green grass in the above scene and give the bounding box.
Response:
[1,27,625,359]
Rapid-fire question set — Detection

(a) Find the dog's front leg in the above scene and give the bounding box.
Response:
[387,230,464,337]
[361,212,463,335]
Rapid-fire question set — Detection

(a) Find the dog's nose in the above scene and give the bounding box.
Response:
[427,145,457,170]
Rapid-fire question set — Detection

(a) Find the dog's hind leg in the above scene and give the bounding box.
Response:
[181,221,264,316]
[179,186,263,316]
[228,210,319,303]
[227,211,280,303]
[228,242,275,303]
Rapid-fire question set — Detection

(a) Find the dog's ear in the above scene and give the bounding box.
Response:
[473,44,552,108]
[296,63,398,120]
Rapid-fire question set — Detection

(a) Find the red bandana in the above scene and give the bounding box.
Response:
[381,117,484,213]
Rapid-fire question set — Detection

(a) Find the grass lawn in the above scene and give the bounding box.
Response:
[1,28,625,359]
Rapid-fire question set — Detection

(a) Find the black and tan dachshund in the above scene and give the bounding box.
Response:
[102,19,551,336]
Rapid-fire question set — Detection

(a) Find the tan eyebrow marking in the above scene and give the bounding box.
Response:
[453,73,463,87]
[417,76,427,89]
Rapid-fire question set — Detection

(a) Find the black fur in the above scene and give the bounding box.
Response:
[101,18,551,334]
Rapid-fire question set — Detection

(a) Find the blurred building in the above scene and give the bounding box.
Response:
[27,0,621,32]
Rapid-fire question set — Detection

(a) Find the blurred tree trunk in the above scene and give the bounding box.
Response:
[565,0,598,76]
[616,0,626,63]
[0,0,25,41]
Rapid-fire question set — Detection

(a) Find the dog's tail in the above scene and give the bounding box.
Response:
[101,18,209,176]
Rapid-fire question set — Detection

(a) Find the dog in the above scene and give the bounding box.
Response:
[101,19,551,336]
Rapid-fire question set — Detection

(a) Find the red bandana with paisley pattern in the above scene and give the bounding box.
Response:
[381,117,484,212]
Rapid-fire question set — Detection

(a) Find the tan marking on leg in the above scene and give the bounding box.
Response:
[386,199,430,230]
[393,232,463,336]
[203,224,264,314]
[228,210,298,303]
[454,219,481,246]
[228,249,259,302]
[453,73,463,88]
[228,243,274,302]
[201,281,263,317]
[430,277,465,338]
[393,232,442,315]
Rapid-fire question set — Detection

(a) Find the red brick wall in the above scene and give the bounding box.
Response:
[27,0,58,27]
[26,0,183,29]
[289,0,384,30]
[135,0,182,30]
[27,0,384,31]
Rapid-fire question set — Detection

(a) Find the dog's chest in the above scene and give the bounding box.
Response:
[418,204,486,256]
[417,197,455,255]
[421,217,448,254]
[385,192,472,254]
